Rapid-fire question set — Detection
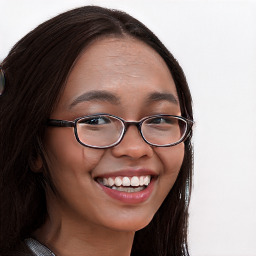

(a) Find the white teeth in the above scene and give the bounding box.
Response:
[112,186,145,192]
[114,177,122,186]
[131,176,140,187]
[139,176,144,186]
[108,177,115,187]
[122,177,131,186]
[98,175,152,188]
[103,178,108,186]
[144,176,150,186]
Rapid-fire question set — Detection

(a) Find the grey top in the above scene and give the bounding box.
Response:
[24,238,56,256]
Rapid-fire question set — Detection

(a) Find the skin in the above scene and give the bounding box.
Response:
[34,37,185,256]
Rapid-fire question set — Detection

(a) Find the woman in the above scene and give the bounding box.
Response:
[0,5,193,256]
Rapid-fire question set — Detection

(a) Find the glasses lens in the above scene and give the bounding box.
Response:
[142,116,187,146]
[76,115,124,147]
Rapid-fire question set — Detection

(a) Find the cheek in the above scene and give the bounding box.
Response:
[154,143,185,187]
[43,129,105,180]
[155,143,184,171]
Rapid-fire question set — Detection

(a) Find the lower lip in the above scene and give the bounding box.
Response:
[98,178,156,204]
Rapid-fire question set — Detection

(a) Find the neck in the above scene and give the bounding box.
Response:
[34,216,135,256]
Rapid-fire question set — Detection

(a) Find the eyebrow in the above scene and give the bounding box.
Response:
[69,90,179,109]
[69,90,120,108]
[146,92,179,105]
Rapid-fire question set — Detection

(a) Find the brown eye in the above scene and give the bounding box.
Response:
[80,116,111,125]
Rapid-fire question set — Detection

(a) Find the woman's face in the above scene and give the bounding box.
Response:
[44,37,184,232]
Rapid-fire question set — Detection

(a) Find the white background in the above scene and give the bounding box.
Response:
[1,1,256,255]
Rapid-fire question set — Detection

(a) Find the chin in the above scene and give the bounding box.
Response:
[102,212,155,232]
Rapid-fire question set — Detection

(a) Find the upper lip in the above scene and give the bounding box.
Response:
[93,168,158,179]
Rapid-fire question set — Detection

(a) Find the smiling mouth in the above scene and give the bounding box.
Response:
[96,175,152,193]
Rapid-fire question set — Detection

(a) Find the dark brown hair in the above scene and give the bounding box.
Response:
[0,6,193,256]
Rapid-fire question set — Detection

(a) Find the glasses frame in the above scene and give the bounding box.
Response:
[47,114,193,149]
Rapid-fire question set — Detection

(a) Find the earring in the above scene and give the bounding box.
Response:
[0,67,5,96]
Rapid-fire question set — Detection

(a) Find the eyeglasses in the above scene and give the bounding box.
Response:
[47,114,193,149]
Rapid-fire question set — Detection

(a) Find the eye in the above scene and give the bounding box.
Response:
[80,116,111,125]
[147,116,175,125]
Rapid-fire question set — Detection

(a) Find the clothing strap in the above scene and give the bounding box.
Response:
[24,238,56,256]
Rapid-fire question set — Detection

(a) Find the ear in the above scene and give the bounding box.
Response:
[29,155,43,173]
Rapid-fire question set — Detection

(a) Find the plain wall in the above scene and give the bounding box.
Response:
[1,1,256,255]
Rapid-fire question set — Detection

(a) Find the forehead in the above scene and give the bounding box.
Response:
[57,37,179,111]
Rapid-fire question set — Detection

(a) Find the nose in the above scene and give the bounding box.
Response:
[111,125,153,159]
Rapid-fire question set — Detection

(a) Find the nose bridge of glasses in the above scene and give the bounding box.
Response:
[123,121,142,133]
[122,121,143,139]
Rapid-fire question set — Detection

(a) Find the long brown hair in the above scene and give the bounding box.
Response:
[0,6,193,256]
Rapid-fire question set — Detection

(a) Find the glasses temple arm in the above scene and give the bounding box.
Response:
[47,119,75,127]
